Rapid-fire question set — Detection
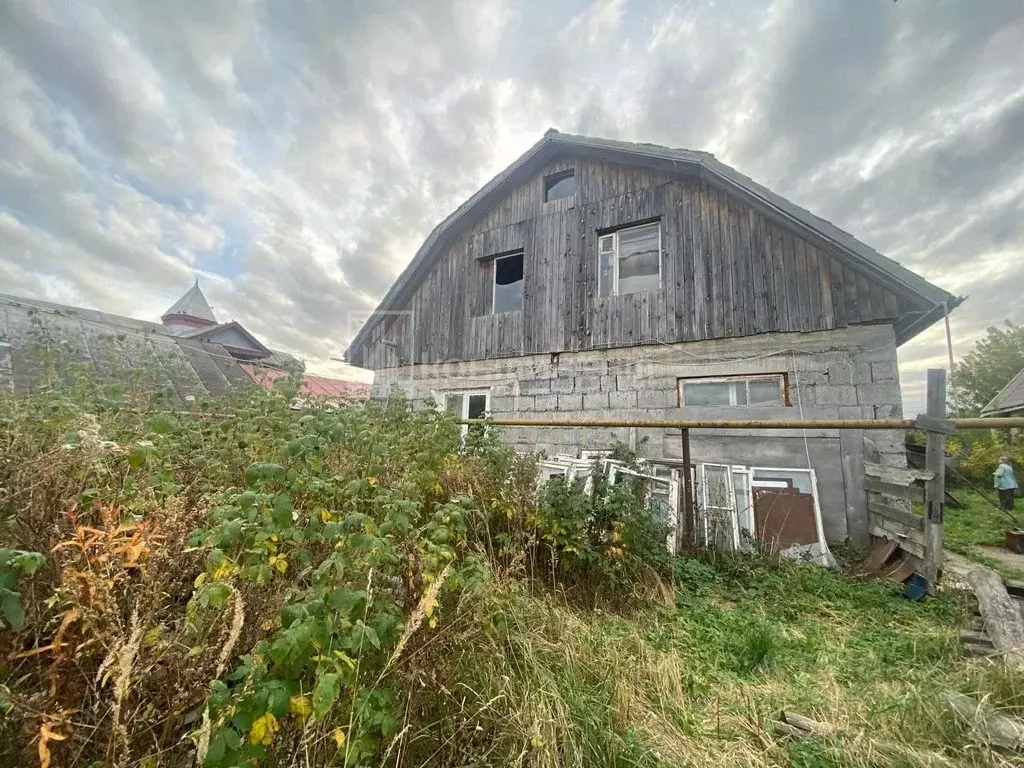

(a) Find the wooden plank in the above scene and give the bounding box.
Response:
[856,269,873,320]
[728,200,743,337]
[868,498,925,531]
[843,264,860,324]
[869,280,886,323]
[866,476,924,502]
[748,209,766,333]
[680,184,696,341]
[815,248,833,330]
[760,216,778,332]
[805,243,823,330]
[840,429,870,547]
[865,461,935,484]
[697,182,712,339]
[710,187,726,338]
[861,538,899,572]
[965,566,1024,669]
[829,256,847,328]
[869,524,925,559]
[923,368,947,587]
[883,289,899,320]
[739,203,755,336]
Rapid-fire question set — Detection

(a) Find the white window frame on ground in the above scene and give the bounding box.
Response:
[607,464,679,552]
[598,221,662,297]
[700,463,739,551]
[436,390,490,439]
[678,374,787,407]
[492,251,524,314]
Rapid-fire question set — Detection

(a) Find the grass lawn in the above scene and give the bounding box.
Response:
[430,555,1024,767]
[941,488,1024,579]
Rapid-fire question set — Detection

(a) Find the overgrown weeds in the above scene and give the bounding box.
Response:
[0,341,1022,766]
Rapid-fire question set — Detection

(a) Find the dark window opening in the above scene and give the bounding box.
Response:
[493,252,524,313]
[467,394,488,419]
[544,170,575,202]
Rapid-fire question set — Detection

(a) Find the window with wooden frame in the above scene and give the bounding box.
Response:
[678,374,788,407]
[543,170,575,202]
[440,390,490,439]
[598,221,661,297]
[492,251,524,314]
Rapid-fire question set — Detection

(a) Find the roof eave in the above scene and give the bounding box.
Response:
[981,366,1024,416]
[889,294,965,346]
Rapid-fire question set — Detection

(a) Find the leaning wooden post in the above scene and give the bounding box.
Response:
[921,368,949,588]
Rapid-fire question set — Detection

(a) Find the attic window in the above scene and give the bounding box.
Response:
[544,170,575,202]
[493,252,524,313]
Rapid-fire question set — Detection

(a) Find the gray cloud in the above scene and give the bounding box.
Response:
[0,0,1021,397]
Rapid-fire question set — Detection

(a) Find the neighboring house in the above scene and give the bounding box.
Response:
[0,282,369,403]
[982,367,1024,418]
[343,129,961,544]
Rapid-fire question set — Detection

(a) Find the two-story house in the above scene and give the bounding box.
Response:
[343,130,961,546]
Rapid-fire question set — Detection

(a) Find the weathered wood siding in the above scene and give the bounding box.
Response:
[359,158,921,369]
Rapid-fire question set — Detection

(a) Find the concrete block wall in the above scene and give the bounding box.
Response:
[372,325,906,541]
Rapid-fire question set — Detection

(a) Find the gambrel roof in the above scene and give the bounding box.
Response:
[345,130,961,360]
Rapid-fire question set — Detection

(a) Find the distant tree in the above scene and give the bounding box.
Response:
[952,322,1024,415]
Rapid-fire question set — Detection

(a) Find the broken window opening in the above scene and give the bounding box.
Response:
[493,252,524,314]
[543,170,575,203]
[597,221,661,297]
[679,374,787,407]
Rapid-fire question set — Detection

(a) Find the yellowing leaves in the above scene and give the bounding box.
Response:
[38,722,66,768]
[333,727,346,748]
[210,559,237,580]
[268,554,288,573]
[289,695,312,720]
[249,712,280,746]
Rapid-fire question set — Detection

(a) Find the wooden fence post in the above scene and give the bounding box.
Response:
[922,368,948,588]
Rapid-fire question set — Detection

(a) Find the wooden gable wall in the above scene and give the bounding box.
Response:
[359,158,924,369]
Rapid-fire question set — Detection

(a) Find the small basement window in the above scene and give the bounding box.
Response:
[493,252,524,313]
[679,375,787,406]
[443,391,490,439]
[544,170,575,202]
[598,221,661,296]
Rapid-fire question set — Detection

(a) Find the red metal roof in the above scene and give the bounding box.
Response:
[240,363,371,401]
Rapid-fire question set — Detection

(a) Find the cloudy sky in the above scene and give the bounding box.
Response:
[1,0,1022,413]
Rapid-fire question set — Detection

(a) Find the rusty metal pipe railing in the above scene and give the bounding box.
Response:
[458,416,1024,431]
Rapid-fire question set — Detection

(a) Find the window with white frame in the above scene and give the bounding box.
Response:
[598,221,661,297]
[678,375,787,406]
[442,391,490,438]
[492,252,524,314]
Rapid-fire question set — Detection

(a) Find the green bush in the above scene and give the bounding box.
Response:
[0,332,673,766]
